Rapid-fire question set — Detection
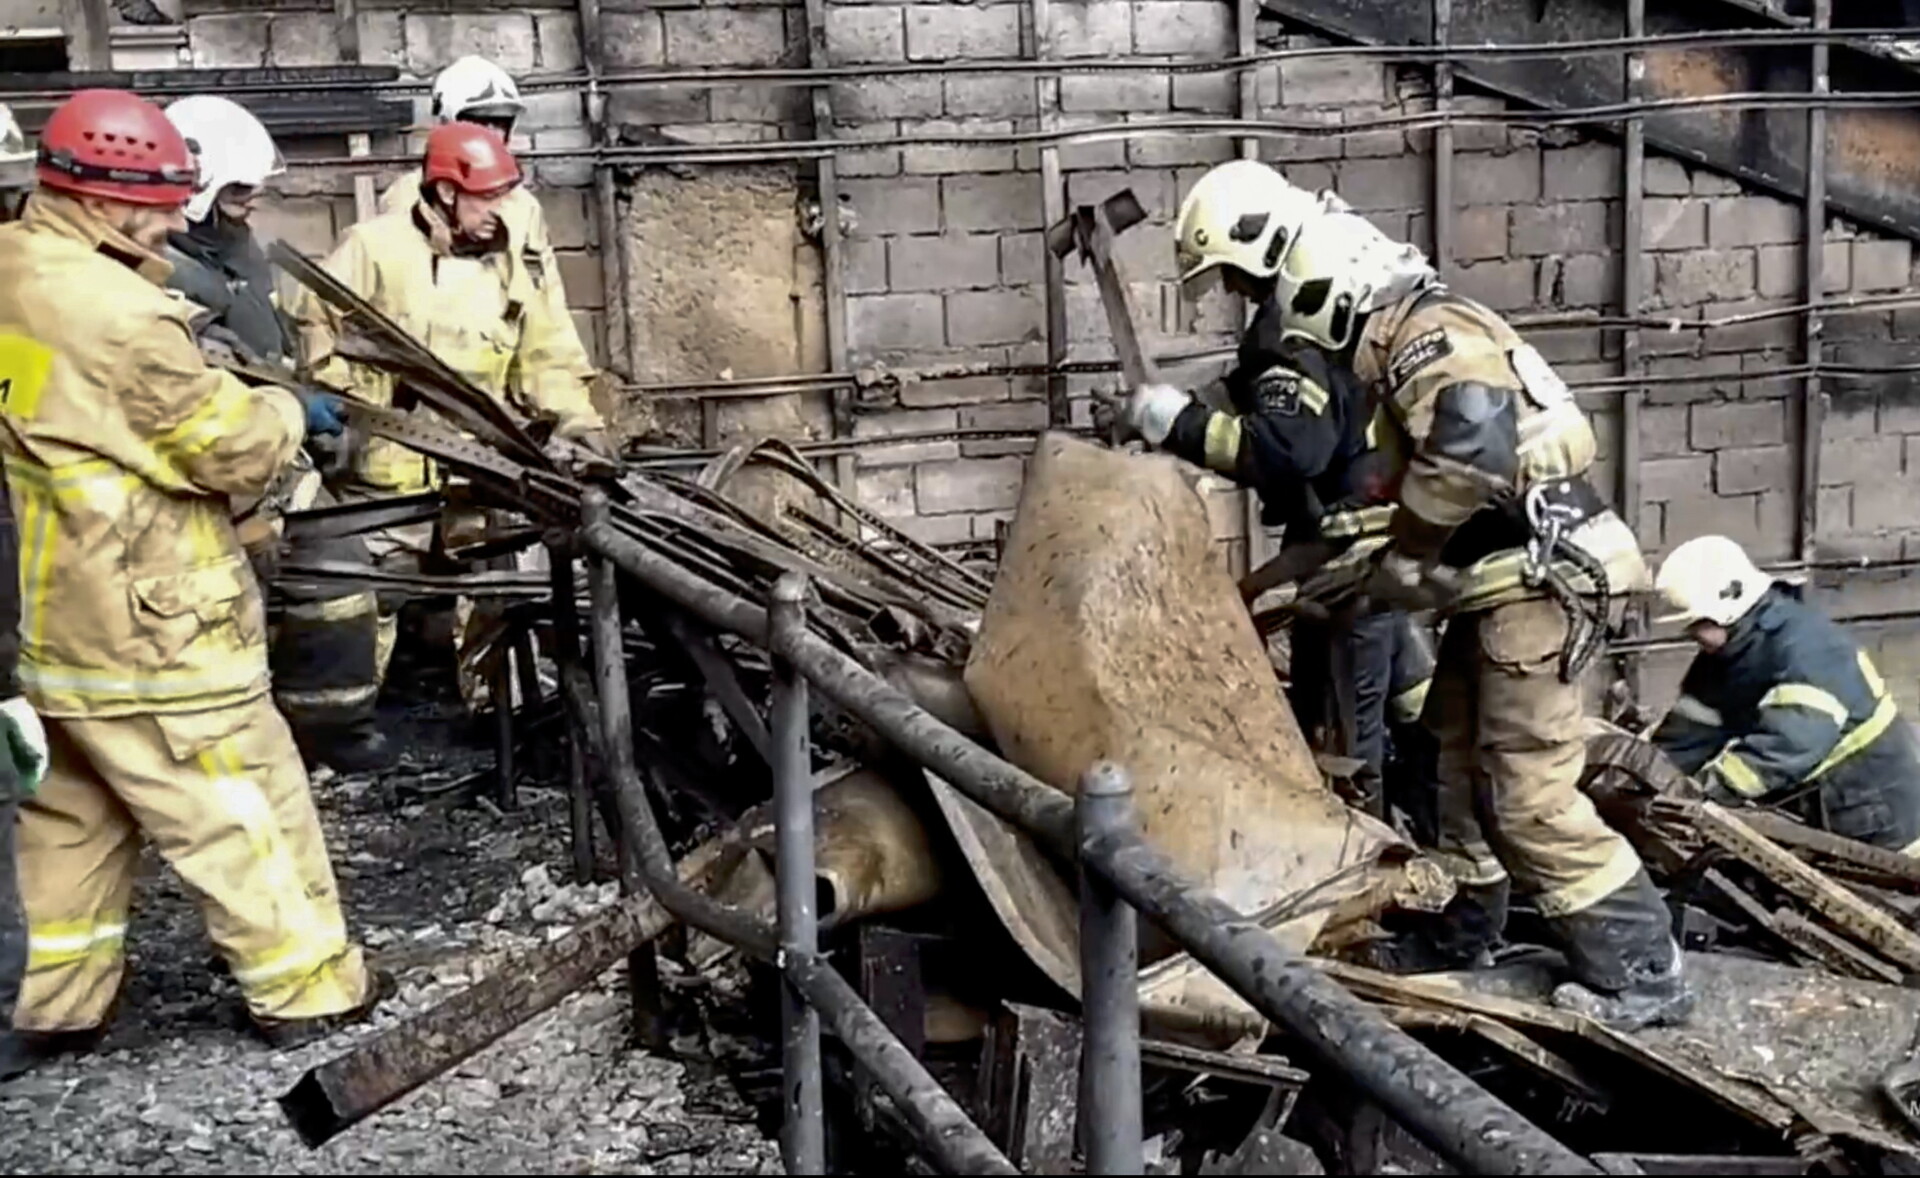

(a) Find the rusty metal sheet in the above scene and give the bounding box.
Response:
[961,436,1432,988]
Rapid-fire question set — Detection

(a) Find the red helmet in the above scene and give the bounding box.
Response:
[422,122,520,197]
[37,88,196,207]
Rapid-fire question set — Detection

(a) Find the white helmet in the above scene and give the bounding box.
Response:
[0,103,32,188]
[1272,203,1438,351]
[1174,159,1321,291]
[431,56,526,125]
[1654,534,1773,627]
[165,95,284,223]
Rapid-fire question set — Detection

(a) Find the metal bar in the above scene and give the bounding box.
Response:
[771,574,825,1175]
[577,0,634,379]
[1235,0,1267,573]
[1800,0,1831,566]
[548,546,594,882]
[1619,0,1647,697]
[1077,764,1142,1176]
[1431,0,1454,272]
[658,609,773,761]
[802,0,856,494]
[490,648,517,810]
[511,623,545,779]
[278,892,673,1146]
[1035,0,1069,429]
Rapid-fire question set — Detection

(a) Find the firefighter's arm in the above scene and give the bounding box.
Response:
[1387,327,1523,557]
[512,272,604,439]
[293,230,393,406]
[1163,362,1341,493]
[1697,659,1848,802]
[123,311,305,500]
[1651,661,1733,776]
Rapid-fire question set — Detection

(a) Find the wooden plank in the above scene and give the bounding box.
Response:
[1771,906,1905,984]
[1385,1004,1608,1106]
[1735,809,1920,888]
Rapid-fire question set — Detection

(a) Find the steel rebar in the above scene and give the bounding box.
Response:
[772,574,826,1175]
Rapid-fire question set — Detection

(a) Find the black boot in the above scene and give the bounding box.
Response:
[1361,880,1509,973]
[250,967,394,1051]
[297,719,398,776]
[0,1028,99,1082]
[1548,869,1694,1031]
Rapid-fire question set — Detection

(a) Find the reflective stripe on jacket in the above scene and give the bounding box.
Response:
[0,194,305,717]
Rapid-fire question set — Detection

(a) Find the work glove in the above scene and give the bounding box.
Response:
[1361,550,1462,615]
[1122,383,1189,447]
[0,697,47,796]
[296,388,347,438]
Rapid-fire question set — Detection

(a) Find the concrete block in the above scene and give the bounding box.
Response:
[1172,72,1238,115]
[1714,444,1793,495]
[854,407,962,467]
[1851,471,1920,533]
[1510,201,1615,256]
[1663,491,1759,549]
[661,8,788,67]
[846,236,889,293]
[856,465,917,517]
[1820,433,1901,487]
[1361,210,1409,245]
[942,172,1043,232]
[532,127,593,189]
[519,89,589,133]
[540,190,596,250]
[614,85,712,128]
[1540,254,1617,310]
[1823,399,1876,439]
[906,4,1020,61]
[556,250,604,309]
[1542,142,1621,200]
[850,292,947,350]
[1639,404,1691,457]
[961,399,1050,430]
[1132,0,1232,55]
[903,117,1017,175]
[1644,197,1707,251]
[1854,239,1913,293]
[268,13,336,67]
[899,513,980,544]
[1054,113,1130,170]
[1064,168,1176,219]
[1260,108,1343,163]
[1335,154,1428,212]
[915,456,1027,513]
[1060,74,1171,114]
[191,14,268,67]
[1644,155,1692,196]
[827,7,904,64]
[1690,399,1787,450]
[1278,53,1385,106]
[1707,195,1802,248]
[1451,259,1536,312]
[1640,454,1712,501]
[1335,103,1403,159]
[603,12,665,68]
[1051,0,1132,57]
[946,286,1043,346]
[251,195,335,258]
[536,12,583,72]
[888,233,1002,291]
[712,85,809,126]
[1453,148,1541,206]
[404,13,537,75]
[1656,249,1755,306]
[1692,169,1744,195]
[1817,485,1852,534]
[1698,299,1796,355]
[945,76,1039,118]
[1452,205,1508,261]
[1882,392,1920,434]
[844,176,942,235]
[834,77,944,121]
[1635,500,1665,552]
[1444,93,1511,154]
[357,11,404,66]
[1127,128,1237,169]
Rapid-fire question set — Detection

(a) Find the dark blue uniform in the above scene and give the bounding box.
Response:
[1653,583,1920,852]
[1158,298,1432,812]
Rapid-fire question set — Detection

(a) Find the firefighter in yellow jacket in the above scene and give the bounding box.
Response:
[0,90,379,1077]
[298,121,606,704]
[1175,160,1691,1030]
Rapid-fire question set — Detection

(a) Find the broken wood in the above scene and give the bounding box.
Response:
[1386,1004,1610,1108]
[1769,907,1905,984]
[1733,810,1920,889]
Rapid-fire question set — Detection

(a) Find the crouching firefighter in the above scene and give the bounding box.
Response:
[0,90,381,1078]
[160,94,389,773]
[296,122,610,710]
[1114,161,1438,820]
[1652,534,1920,853]
[1173,159,1690,1029]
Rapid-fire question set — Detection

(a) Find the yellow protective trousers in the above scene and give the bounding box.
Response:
[14,696,371,1032]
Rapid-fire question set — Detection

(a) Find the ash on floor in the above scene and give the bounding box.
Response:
[0,699,778,1176]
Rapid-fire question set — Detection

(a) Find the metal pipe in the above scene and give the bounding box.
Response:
[1076,764,1142,1176]
[754,614,1589,1175]
[1618,0,1649,702]
[490,649,517,810]
[549,545,595,883]
[1800,0,1832,569]
[772,574,825,1175]
[1431,0,1455,275]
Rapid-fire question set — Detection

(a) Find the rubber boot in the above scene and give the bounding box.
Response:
[1548,869,1695,1031]
[296,718,398,776]
[1361,880,1509,974]
[249,967,395,1051]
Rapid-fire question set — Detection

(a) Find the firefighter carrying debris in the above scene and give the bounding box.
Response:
[0,90,380,1079]
[296,121,609,709]
[160,94,391,773]
[1114,160,1437,823]
[1166,159,1691,1030]
[1653,534,1920,852]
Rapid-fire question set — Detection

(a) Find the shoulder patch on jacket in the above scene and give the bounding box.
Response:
[1252,366,1329,416]
[1388,328,1453,388]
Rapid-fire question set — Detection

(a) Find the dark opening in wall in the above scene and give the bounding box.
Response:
[0,34,68,75]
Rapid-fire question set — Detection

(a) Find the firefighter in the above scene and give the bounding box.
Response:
[1652,534,1920,852]
[161,94,391,774]
[1170,159,1690,1030]
[1116,161,1436,816]
[297,122,607,708]
[0,90,379,1077]
[0,102,50,1034]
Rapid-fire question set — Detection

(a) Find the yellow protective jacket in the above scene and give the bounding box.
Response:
[1353,287,1649,614]
[0,194,307,718]
[298,195,602,493]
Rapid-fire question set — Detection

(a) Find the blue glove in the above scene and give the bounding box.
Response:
[297,389,346,438]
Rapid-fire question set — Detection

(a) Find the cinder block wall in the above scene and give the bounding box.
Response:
[169,2,1920,712]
